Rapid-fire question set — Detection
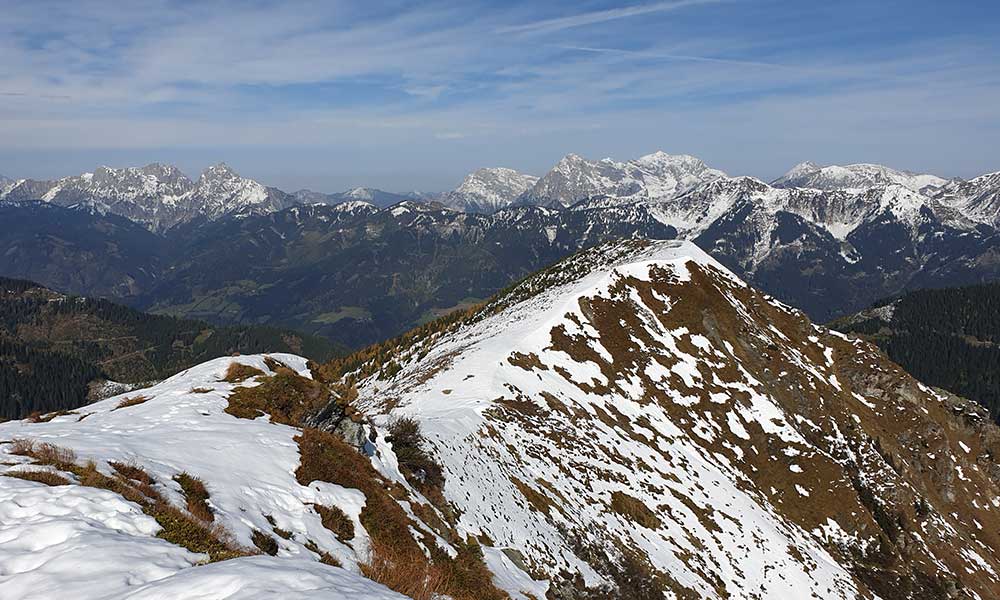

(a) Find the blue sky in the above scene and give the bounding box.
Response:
[1,0,998,191]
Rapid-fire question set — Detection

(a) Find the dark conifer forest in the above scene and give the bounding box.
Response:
[832,283,1000,423]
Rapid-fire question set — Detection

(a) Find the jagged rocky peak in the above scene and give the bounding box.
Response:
[349,238,1000,599]
[444,167,539,213]
[773,160,947,192]
[523,150,726,208]
[933,170,1000,227]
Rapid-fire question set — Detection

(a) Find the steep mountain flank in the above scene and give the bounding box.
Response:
[343,239,1000,598]
[832,282,1000,424]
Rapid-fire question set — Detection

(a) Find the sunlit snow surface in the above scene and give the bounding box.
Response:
[0,354,404,600]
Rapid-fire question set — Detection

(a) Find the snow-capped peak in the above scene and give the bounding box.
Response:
[772,161,947,193]
[444,167,540,213]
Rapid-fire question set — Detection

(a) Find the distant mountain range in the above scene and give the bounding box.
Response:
[1,151,998,348]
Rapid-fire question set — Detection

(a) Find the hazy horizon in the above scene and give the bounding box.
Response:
[2,0,999,191]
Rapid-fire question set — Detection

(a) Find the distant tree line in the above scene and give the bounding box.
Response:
[0,277,340,420]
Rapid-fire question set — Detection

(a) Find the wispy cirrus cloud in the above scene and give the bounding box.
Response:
[0,0,998,191]
[497,0,724,35]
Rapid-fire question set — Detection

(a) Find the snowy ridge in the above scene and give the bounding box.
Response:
[933,171,1000,227]
[772,161,947,192]
[353,238,1000,598]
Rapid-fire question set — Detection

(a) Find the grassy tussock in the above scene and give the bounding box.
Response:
[610,491,661,530]
[3,469,72,486]
[110,460,154,485]
[175,472,214,522]
[313,503,354,541]
[9,439,77,468]
[225,367,329,425]
[221,362,265,383]
[251,529,279,555]
[113,395,150,411]
[27,410,77,423]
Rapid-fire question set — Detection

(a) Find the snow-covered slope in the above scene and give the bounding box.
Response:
[351,239,1000,599]
[443,168,539,213]
[0,355,407,599]
[933,171,1000,227]
[772,161,947,193]
[0,352,533,600]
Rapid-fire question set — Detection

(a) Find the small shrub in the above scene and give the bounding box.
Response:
[313,503,355,541]
[4,469,72,486]
[251,529,279,555]
[190,387,213,394]
[114,395,150,411]
[221,363,265,383]
[175,472,213,522]
[386,417,445,497]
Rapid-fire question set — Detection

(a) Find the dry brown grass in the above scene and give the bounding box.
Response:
[27,410,77,423]
[251,529,279,555]
[265,515,292,539]
[295,428,507,600]
[110,460,154,485]
[190,387,213,394]
[221,362,265,383]
[263,356,290,371]
[225,367,329,426]
[3,469,72,486]
[175,472,214,522]
[610,492,661,530]
[10,439,77,468]
[114,395,150,411]
[313,503,354,541]
[361,540,451,600]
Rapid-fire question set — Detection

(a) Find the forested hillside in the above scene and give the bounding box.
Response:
[832,283,1000,422]
[0,277,340,419]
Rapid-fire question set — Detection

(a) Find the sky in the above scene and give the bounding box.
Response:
[1,0,998,192]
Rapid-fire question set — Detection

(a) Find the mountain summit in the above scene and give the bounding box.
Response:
[347,238,1000,598]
